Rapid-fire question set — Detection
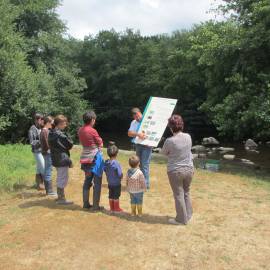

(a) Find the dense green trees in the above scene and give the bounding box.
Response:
[0,0,86,142]
[0,0,269,142]
[193,0,270,139]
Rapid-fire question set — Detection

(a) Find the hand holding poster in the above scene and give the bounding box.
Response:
[134,97,178,147]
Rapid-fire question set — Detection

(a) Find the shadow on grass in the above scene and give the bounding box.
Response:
[102,209,171,225]
[18,198,172,225]
[19,198,82,211]
[15,191,47,199]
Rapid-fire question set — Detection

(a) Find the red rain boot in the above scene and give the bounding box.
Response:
[113,200,123,212]
[109,199,114,212]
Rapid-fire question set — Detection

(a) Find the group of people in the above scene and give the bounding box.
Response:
[28,107,194,225]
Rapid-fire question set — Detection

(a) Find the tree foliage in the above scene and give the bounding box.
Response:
[0,0,269,142]
[0,0,87,142]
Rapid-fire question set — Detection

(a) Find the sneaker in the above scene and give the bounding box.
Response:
[56,199,74,205]
[168,218,183,225]
[47,191,57,196]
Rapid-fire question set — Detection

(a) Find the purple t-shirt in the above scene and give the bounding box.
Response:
[104,159,123,186]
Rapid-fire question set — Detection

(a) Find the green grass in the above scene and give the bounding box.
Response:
[0,144,35,191]
[1,144,269,193]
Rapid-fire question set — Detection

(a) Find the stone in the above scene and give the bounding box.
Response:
[191,145,207,153]
[202,137,220,146]
[217,147,235,153]
[198,153,207,158]
[246,149,260,154]
[192,154,199,159]
[240,159,255,166]
[152,148,161,153]
[245,139,258,150]
[223,154,235,160]
[266,141,270,146]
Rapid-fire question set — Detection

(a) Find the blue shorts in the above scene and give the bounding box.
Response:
[130,192,144,205]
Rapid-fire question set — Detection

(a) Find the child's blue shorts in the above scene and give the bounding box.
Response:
[130,192,144,205]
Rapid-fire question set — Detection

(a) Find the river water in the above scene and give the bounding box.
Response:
[100,132,270,170]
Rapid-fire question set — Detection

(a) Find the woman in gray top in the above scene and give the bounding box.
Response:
[28,113,45,190]
[161,114,194,225]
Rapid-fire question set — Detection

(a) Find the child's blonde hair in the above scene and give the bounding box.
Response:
[129,155,140,168]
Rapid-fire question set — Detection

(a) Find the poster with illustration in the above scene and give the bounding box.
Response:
[134,97,178,147]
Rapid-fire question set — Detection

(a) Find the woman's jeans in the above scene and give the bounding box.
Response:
[82,164,102,208]
[33,152,45,175]
[43,153,52,182]
[135,144,152,188]
[167,168,193,224]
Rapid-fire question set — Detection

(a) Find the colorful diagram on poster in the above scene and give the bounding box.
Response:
[134,97,178,147]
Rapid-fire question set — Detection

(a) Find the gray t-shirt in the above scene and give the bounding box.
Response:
[161,132,193,172]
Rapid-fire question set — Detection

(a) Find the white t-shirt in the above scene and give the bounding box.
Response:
[128,120,140,143]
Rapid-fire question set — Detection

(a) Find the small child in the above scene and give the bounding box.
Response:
[104,143,123,212]
[126,155,146,217]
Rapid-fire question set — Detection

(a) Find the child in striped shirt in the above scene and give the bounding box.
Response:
[126,155,146,217]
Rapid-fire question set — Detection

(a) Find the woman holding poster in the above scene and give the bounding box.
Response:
[128,107,152,190]
[161,114,194,225]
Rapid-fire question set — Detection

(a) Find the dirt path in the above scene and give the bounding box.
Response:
[0,151,270,270]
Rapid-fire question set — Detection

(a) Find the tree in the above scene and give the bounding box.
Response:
[0,0,87,142]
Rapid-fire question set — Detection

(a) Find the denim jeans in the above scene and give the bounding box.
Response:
[130,192,144,205]
[135,144,152,188]
[43,153,52,182]
[82,164,103,207]
[33,152,45,175]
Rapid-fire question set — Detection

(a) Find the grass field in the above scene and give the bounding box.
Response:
[0,145,270,269]
[0,145,36,191]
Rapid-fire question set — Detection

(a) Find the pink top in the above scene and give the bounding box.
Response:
[78,125,103,164]
[78,125,103,147]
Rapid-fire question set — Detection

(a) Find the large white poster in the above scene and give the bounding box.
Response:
[134,97,178,147]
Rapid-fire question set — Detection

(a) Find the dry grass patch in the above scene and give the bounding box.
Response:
[0,148,269,270]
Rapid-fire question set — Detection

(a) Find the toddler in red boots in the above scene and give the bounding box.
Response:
[104,143,124,213]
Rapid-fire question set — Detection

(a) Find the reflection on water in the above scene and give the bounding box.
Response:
[100,132,270,169]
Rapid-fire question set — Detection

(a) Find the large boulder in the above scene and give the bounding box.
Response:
[223,154,235,161]
[240,159,255,166]
[245,139,258,150]
[152,148,161,153]
[202,137,220,146]
[217,147,235,154]
[191,145,207,153]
